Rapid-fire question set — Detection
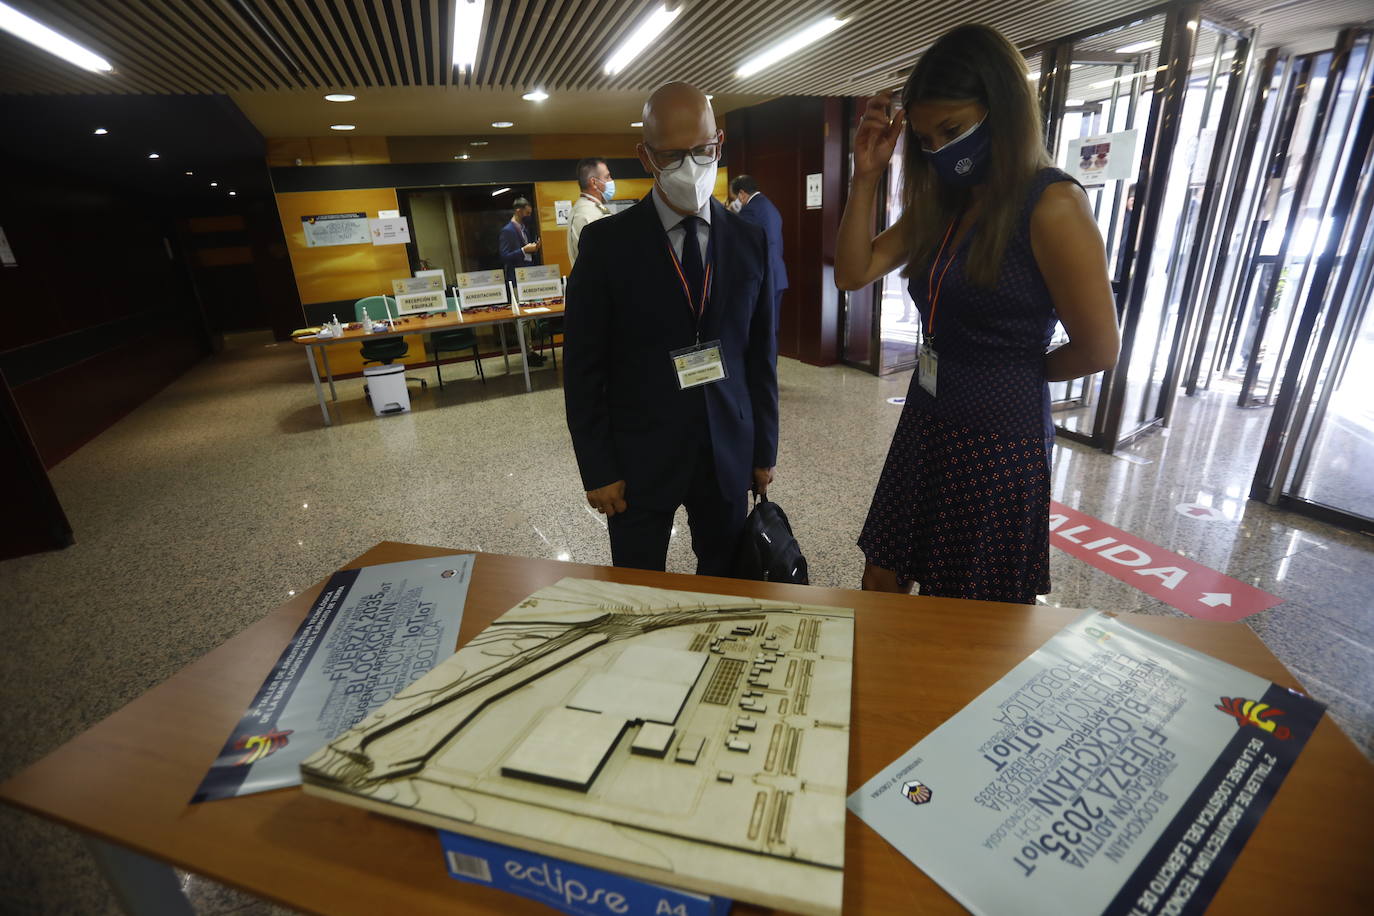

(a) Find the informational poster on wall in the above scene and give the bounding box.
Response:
[369,216,411,245]
[554,200,573,226]
[1067,129,1141,185]
[302,212,372,247]
[192,555,475,802]
[848,611,1324,916]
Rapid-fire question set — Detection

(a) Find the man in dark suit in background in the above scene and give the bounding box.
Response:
[498,197,546,366]
[564,82,778,576]
[730,175,788,328]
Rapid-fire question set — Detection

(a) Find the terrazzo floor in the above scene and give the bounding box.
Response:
[2,331,1371,914]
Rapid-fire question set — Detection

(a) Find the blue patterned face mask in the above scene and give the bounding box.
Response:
[921,118,989,187]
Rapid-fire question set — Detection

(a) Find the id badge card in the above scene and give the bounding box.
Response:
[917,343,938,397]
[671,340,728,389]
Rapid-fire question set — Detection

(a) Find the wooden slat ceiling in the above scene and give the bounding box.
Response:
[0,0,1368,100]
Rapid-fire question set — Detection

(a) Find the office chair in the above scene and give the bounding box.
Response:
[528,316,562,369]
[431,296,485,390]
[354,296,427,399]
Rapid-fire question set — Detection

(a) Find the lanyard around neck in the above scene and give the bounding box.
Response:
[926,212,963,341]
[665,231,713,323]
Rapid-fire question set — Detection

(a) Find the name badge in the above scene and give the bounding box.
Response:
[918,342,938,397]
[671,340,728,389]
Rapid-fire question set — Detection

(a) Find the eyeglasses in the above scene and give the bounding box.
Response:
[645,135,722,171]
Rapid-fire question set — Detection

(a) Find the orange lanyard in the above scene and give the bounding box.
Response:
[666,237,713,322]
[926,213,963,341]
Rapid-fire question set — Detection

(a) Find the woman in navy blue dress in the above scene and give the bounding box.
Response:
[836,25,1120,604]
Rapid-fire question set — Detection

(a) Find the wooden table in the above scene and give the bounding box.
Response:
[293,302,565,426]
[3,543,1371,915]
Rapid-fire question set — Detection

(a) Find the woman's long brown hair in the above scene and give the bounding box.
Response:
[899,24,1051,288]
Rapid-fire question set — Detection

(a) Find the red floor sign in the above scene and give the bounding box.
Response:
[1048,501,1282,621]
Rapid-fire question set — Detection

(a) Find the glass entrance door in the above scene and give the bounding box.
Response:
[1251,30,1374,531]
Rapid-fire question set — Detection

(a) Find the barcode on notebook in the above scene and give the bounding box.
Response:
[446,851,492,882]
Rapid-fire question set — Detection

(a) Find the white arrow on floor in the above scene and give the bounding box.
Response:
[1199,593,1232,607]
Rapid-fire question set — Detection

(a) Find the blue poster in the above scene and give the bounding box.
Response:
[193,554,475,802]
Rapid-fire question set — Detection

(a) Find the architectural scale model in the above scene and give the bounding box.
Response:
[301,577,855,915]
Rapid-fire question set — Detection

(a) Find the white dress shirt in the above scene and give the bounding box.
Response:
[651,187,712,264]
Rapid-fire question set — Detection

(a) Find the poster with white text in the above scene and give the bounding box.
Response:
[193,555,474,802]
[848,612,1323,916]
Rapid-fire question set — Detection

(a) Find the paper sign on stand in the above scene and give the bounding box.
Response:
[455,269,508,309]
[514,264,563,302]
[378,209,400,219]
[395,289,446,316]
[369,216,411,245]
[415,268,447,288]
[392,275,445,296]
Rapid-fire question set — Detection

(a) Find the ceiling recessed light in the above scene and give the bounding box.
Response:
[491,121,514,128]
[329,123,356,131]
[324,93,356,102]
[453,153,470,159]
[491,186,512,196]
[184,170,193,176]
[452,0,486,71]
[605,4,679,75]
[228,191,237,196]
[0,1,113,72]
[470,140,489,146]
[737,16,846,78]
[630,121,644,127]
[92,127,107,135]
[147,152,159,159]
[210,181,218,187]
[521,89,548,101]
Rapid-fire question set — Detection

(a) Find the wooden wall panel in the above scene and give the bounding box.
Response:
[274,189,411,306]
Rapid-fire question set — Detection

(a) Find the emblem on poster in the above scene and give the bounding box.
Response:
[1216,696,1291,739]
[901,780,933,806]
[234,728,293,766]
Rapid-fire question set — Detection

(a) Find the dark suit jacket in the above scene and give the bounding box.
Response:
[564,195,778,510]
[738,192,788,291]
[498,219,539,283]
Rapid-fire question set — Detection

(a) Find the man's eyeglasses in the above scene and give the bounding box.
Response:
[645,136,722,171]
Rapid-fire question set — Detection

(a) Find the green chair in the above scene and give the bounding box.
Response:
[354,296,427,397]
[431,296,485,390]
[527,316,562,369]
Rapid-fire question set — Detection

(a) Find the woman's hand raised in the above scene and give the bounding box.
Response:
[853,91,905,184]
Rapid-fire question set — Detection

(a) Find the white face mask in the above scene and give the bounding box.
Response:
[656,157,718,213]
[729,198,742,213]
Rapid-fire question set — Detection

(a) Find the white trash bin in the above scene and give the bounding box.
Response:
[363,363,411,416]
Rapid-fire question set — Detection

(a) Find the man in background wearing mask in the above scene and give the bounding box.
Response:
[568,157,613,265]
[729,175,788,328]
[564,82,777,576]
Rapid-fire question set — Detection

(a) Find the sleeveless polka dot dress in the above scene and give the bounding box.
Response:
[859,167,1076,604]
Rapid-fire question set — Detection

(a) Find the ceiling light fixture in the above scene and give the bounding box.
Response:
[1090,65,1168,89]
[324,93,356,102]
[491,186,512,197]
[147,152,159,159]
[491,120,514,128]
[184,170,193,175]
[630,121,644,127]
[604,4,679,76]
[470,139,489,146]
[453,0,486,71]
[330,123,356,130]
[521,89,548,101]
[93,127,108,135]
[454,153,470,159]
[0,1,113,72]
[737,16,845,78]
[1115,40,1159,54]
[210,181,218,187]
[228,191,237,196]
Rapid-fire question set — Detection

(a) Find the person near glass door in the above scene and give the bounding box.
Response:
[835,23,1120,604]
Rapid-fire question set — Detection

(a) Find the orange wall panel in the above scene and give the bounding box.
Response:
[275,189,411,305]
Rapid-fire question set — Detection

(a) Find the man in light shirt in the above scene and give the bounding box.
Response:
[568,157,613,265]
